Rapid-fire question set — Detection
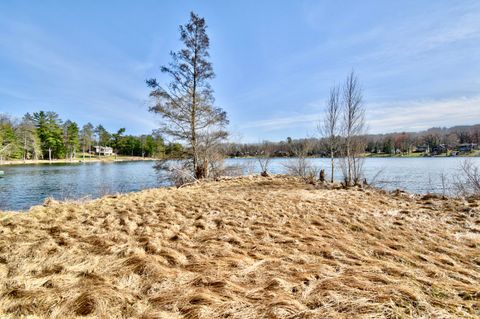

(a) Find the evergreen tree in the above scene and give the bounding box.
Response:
[147,12,228,179]
[95,125,111,147]
[63,120,79,160]
[111,128,126,156]
[0,115,22,160]
[150,130,166,157]
[165,142,183,158]
[33,111,64,160]
[143,135,154,157]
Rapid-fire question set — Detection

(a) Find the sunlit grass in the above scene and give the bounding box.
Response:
[0,176,478,318]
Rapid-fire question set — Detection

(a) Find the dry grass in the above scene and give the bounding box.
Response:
[0,175,479,318]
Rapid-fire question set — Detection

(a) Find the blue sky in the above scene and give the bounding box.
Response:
[0,1,479,142]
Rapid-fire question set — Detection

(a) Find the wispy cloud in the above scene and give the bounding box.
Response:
[240,95,480,134]
[367,96,480,133]
[240,113,320,131]
[357,10,480,64]
[0,17,156,133]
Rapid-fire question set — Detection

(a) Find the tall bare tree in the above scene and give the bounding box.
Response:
[147,12,228,180]
[340,71,366,186]
[320,85,340,182]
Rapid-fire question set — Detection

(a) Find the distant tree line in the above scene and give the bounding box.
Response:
[0,111,183,161]
[364,125,480,155]
[222,124,480,158]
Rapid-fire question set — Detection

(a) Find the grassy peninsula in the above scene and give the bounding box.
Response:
[0,176,479,318]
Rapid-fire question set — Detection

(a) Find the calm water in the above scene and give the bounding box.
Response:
[0,161,164,211]
[0,157,479,211]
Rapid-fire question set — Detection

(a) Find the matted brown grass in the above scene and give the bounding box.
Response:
[0,176,479,318]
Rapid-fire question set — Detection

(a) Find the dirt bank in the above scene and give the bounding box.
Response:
[0,176,479,318]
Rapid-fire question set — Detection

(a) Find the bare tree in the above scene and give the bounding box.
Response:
[455,159,480,197]
[257,141,274,176]
[439,171,449,198]
[320,85,340,182]
[283,139,320,184]
[80,123,94,161]
[155,160,196,187]
[16,113,42,160]
[198,129,232,178]
[147,12,228,181]
[367,167,386,188]
[339,71,366,186]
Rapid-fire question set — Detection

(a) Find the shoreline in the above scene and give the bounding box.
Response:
[228,153,479,159]
[364,151,480,158]
[1,176,452,214]
[1,153,478,166]
[0,174,459,213]
[0,172,464,213]
[0,156,157,166]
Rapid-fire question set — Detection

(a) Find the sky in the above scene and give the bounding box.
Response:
[0,0,479,143]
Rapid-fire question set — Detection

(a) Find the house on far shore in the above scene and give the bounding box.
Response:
[415,145,429,153]
[274,150,290,157]
[93,146,114,156]
[457,143,477,153]
[431,144,447,155]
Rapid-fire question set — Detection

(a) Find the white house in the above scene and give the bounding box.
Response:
[93,146,114,156]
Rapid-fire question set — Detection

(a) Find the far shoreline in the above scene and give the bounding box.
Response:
[0,156,157,166]
[2,153,479,166]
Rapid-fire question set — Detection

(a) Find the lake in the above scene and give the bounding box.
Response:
[0,157,479,211]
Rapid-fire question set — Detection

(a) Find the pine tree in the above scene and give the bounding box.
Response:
[147,12,228,179]
[63,120,79,160]
[33,111,64,160]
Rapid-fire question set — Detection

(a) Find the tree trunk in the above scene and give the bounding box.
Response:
[23,134,27,161]
[330,147,334,183]
[191,46,199,179]
[346,138,351,185]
